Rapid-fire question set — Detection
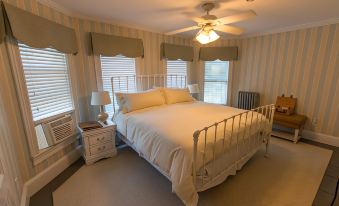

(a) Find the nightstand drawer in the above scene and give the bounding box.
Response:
[89,142,114,155]
[88,131,113,146]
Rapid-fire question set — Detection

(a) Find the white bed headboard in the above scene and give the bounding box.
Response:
[110,74,187,113]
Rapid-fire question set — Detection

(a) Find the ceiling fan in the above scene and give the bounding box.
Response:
[165,2,256,44]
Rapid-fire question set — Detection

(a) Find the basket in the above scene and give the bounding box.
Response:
[275,94,297,115]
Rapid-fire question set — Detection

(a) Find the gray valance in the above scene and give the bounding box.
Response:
[199,46,238,61]
[91,32,144,57]
[160,43,194,62]
[0,2,78,54]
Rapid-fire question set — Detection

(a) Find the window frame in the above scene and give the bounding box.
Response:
[203,60,231,105]
[8,40,80,165]
[18,43,75,124]
[165,59,188,88]
[95,54,137,116]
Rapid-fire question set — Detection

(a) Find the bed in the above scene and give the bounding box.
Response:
[111,75,275,206]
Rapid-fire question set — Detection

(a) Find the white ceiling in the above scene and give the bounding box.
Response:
[50,0,339,38]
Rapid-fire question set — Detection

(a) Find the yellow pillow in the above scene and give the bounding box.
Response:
[116,89,165,113]
[162,88,194,104]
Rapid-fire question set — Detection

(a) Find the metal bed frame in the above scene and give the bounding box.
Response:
[110,74,275,191]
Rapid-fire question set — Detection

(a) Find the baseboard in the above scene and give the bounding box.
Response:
[302,130,339,147]
[20,145,82,206]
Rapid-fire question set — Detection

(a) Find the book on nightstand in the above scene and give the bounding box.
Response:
[78,121,103,131]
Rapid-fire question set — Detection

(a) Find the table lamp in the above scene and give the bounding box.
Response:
[91,91,111,122]
[188,84,200,100]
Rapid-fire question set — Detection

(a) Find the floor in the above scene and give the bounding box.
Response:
[30,139,339,206]
[303,139,339,206]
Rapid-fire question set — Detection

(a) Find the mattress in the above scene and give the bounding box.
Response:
[114,101,270,206]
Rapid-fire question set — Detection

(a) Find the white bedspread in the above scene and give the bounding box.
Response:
[115,101,270,206]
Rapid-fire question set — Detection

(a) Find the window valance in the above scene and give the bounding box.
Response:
[91,32,144,58]
[199,46,238,61]
[160,43,193,62]
[0,2,78,54]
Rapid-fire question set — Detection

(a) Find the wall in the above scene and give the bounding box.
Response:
[0,0,192,191]
[193,24,338,137]
[0,0,338,203]
[0,43,25,204]
[224,23,338,137]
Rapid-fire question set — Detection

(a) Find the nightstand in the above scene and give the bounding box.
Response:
[78,121,117,165]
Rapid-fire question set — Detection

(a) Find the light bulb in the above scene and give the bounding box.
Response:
[195,29,220,44]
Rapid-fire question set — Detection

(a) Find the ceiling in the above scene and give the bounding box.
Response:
[51,0,339,38]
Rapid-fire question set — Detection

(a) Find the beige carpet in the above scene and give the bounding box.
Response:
[53,138,332,206]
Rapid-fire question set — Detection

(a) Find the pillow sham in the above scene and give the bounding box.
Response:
[115,89,165,113]
[115,92,127,113]
[162,88,194,104]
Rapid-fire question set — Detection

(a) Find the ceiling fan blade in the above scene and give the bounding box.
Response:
[157,7,188,12]
[216,10,256,25]
[214,25,244,35]
[192,17,206,23]
[165,26,200,35]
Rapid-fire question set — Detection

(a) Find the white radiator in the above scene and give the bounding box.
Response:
[238,91,260,110]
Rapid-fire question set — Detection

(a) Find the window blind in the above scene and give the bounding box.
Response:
[18,43,73,122]
[100,55,136,117]
[166,60,187,88]
[204,60,229,104]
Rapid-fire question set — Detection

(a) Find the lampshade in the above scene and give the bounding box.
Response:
[188,84,200,94]
[91,91,111,106]
[196,29,220,44]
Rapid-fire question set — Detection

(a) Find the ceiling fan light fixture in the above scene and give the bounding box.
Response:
[195,29,220,44]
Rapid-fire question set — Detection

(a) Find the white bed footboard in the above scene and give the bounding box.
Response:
[192,104,275,191]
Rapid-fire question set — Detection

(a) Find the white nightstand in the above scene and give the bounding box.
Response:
[78,121,117,165]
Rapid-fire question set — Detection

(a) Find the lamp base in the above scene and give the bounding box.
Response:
[192,93,199,100]
[98,112,108,123]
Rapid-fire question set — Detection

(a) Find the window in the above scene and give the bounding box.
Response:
[100,55,136,117]
[18,43,73,121]
[203,60,229,104]
[166,60,187,87]
[18,43,74,150]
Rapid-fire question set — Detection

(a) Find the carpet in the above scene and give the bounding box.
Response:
[53,137,332,206]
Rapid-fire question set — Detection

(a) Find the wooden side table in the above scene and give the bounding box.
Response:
[78,121,117,165]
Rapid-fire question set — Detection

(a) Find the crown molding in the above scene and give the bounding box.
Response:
[36,0,165,35]
[37,0,339,40]
[37,0,74,16]
[73,13,161,34]
[241,18,339,38]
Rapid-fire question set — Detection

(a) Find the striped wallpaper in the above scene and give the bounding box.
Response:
[196,23,338,137]
[0,1,338,202]
[0,0,192,184]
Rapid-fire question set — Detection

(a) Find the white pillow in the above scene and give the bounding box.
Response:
[115,92,127,113]
[162,88,194,104]
[115,89,165,113]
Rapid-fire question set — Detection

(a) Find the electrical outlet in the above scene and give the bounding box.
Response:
[312,118,318,126]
